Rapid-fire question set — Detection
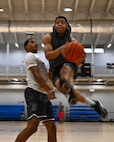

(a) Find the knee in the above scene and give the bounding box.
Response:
[52,122,56,132]
[48,123,56,137]
[27,125,38,135]
[45,121,56,132]
[50,121,56,129]
[60,65,74,78]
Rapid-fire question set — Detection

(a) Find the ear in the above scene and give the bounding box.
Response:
[66,24,68,29]
[24,45,28,51]
[53,25,55,31]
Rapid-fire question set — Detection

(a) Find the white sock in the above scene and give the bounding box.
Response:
[85,98,95,106]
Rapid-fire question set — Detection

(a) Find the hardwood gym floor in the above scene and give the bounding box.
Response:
[0,121,114,142]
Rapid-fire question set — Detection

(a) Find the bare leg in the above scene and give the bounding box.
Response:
[54,64,107,119]
[15,117,39,142]
[44,121,57,142]
[54,65,86,103]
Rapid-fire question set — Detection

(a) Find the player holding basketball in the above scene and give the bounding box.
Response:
[43,16,107,119]
[15,38,57,142]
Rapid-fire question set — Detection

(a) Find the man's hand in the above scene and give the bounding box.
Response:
[47,90,56,100]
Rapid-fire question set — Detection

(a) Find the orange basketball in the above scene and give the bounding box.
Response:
[62,41,86,63]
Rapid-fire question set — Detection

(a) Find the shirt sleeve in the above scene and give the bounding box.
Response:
[25,52,37,69]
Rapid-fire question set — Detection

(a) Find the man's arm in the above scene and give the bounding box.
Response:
[42,34,64,60]
[29,65,56,99]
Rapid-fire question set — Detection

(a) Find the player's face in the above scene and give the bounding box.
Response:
[26,39,38,53]
[54,18,68,35]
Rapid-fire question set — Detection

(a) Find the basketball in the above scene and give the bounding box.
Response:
[62,41,86,63]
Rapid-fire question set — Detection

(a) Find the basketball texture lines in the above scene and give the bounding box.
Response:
[62,41,86,63]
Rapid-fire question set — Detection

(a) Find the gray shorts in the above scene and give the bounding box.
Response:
[24,87,55,122]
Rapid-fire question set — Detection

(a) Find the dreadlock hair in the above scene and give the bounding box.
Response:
[53,16,72,42]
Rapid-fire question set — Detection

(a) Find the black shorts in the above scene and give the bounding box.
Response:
[52,62,78,86]
[24,87,55,122]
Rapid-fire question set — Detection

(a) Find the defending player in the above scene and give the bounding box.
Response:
[15,38,57,142]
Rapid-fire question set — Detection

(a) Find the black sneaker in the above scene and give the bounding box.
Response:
[92,100,108,119]
[61,80,78,105]
[68,87,78,105]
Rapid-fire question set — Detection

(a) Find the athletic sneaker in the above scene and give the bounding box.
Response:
[61,80,78,105]
[92,100,108,119]
[68,88,78,105]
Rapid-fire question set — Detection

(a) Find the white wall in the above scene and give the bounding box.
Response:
[0,44,114,66]
[0,90,25,104]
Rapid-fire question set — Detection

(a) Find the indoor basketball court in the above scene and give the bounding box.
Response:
[0,0,114,142]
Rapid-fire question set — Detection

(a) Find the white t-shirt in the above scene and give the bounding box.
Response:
[24,52,53,94]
